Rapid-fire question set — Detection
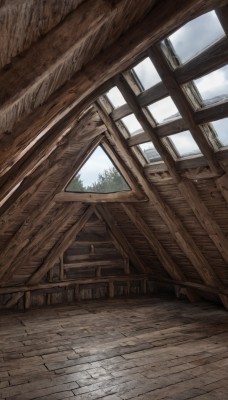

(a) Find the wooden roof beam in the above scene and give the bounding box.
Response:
[0,111,104,224]
[121,204,199,303]
[95,205,147,274]
[148,45,224,176]
[116,75,228,268]
[0,0,225,178]
[95,101,228,309]
[0,134,103,282]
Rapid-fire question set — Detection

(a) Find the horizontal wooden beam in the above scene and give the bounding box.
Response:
[144,149,228,175]
[0,274,148,296]
[54,191,146,203]
[96,205,147,273]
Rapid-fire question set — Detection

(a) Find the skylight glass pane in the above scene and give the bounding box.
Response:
[211,118,228,147]
[138,142,162,163]
[105,86,126,108]
[66,146,130,193]
[132,57,161,91]
[147,96,180,124]
[121,114,143,136]
[168,131,201,157]
[168,11,225,63]
[194,65,228,105]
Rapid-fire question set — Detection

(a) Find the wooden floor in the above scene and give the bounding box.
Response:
[0,297,228,400]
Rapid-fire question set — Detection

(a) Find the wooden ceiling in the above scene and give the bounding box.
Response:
[0,0,228,311]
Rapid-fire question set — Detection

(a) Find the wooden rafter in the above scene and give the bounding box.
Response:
[95,101,228,309]
[95,205,147,274]
[115,73,228,265]
[121,204,199,303]
[0,0,224,179]
[0,134,104,283]
[148,45,224,176]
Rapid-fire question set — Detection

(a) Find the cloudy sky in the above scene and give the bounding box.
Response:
[76,146,114,186]
[168,11,225,63]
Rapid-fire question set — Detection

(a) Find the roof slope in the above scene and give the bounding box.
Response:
[0,0,228,310]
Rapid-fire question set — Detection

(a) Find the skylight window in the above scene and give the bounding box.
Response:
[167,11,225,64]
[105,86,126,109]
[167,131,201,158]
[121,114,144,136]
[132,57,161,91]
[193,65,228,105]
[138,142,162,163]
[147,96,180,124]
[211,118,228,147]
[65,146,130,193]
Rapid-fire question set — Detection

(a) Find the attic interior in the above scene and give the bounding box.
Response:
[0,0,228,398]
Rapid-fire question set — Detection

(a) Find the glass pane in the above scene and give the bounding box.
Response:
[121,114,144,136]
[211,118,228,146]
[66,146,130,193]
[168,131,201,157]
[105,86,126,108]
[132,57,161,91]
[138,142,162,163]
[168,11,225,63]
[147,96,180,124]
[194,65,228,105]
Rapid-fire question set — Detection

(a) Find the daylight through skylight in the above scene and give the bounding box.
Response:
[211,118,228,147]
[193,65,228,105]
[132,57,161,91]
[138,142,161,163]
[147,96,180,124]
[105,86,126,108]
[65,146,130,193]
[167,11,225,64]
[167,131,201,158]
[121,114,144,136]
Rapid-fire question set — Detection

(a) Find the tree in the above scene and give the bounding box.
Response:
[66,174,85,192]
[86,166,129,193]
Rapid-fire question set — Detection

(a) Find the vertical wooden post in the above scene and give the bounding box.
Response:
[24,291,31,310]
[109,281,114,298]
[60,255,64,281]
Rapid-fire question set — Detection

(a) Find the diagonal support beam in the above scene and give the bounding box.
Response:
[121,203,199,302]
[95,101,228,310]
[95,205,147,273]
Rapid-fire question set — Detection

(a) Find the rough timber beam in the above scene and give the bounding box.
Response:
[27,205,96,285]
[0,134,104,283]
[0,0,125,133]
[116,75,180,183]
[95,205,147,274]
[0,0,225,176]
[116,75,228,265]
[0,0,85,68]
[2,203,80,285]
[0,110,104,224]
[95,101,228,310]
[121,204,199,303]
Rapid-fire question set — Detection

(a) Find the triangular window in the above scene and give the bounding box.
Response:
[65,145,130,193]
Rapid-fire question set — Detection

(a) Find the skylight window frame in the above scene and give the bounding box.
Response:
[97,6,228,171]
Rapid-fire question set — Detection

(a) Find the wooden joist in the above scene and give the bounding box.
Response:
[96,205,147,273]
[121,204,199,303]
[28,205,96,285]
[0,0,223,178]
[149,45,224,176]
[95,101,228,309]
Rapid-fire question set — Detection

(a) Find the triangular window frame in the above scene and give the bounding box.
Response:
[55,137,146,203]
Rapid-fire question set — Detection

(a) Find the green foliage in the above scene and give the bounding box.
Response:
[86,166,130,193]
[66,167,130,193]
[66,174,84,192]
